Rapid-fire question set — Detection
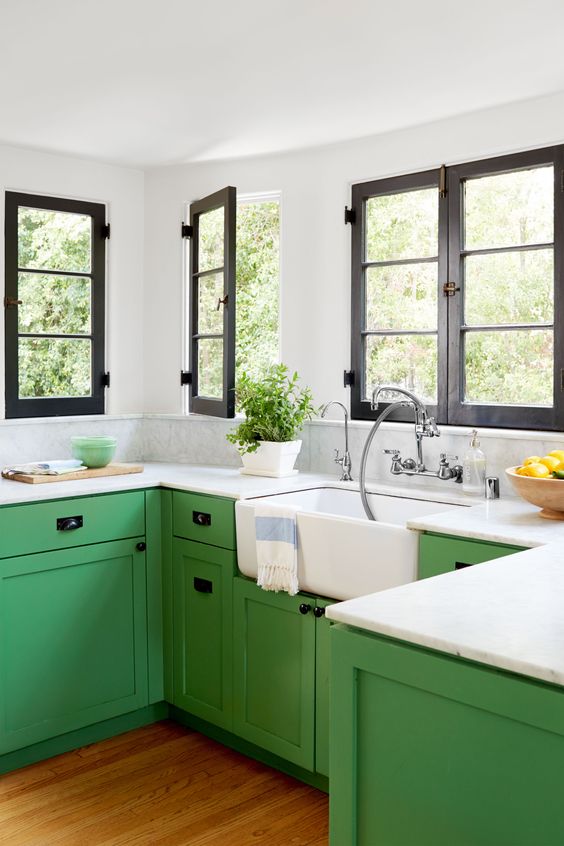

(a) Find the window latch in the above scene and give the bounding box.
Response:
[443,282,460,297]
[4,297,22,308]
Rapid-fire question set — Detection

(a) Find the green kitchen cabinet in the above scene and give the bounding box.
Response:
[330,623,564,846]
[233,577,332,773]
[0,538,149,755]
[314,597,334,778]
[419,531,524,579]
[171,537,235,729]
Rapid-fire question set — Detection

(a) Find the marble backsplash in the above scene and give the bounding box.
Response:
[2,411,564,498]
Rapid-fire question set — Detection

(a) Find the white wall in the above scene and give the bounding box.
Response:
[0,143,145,416]
[143,89,564,417]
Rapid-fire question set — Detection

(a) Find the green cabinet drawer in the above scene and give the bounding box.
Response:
[419,532,524,580]
[0,538,149,754]
[0,491,145,560]
[172,538,234,729]
[172,491,236,550]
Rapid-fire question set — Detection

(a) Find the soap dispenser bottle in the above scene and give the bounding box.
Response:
[463,429,486,495]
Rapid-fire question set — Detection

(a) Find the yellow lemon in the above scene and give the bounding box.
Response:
[520,462,551,478]
[548,450,564,461]
[515,466,530,475]
[539,456,561,472]
[523,455,543,465]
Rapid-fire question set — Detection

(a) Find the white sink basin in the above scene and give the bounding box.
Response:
[236,487,466,601]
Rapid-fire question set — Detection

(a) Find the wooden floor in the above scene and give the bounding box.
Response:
[0,721,329,845]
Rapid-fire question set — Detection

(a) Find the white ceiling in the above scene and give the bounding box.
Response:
[2,0,564,168]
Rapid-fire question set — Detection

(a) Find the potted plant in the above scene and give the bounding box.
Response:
[227,364,317,477]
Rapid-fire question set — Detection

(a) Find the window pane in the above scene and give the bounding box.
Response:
[464,249,553,326]
[197,272,224,334]
[464,330,552,405]
[198,338,223,399]
[18,338,91,398]
[18,207,91,273]
[198,207,224,272]
[366,262,437,330]
[365,335,437,404]
[236,200,280,383]
[366,188,438,262]
[18,273,91,335]
[464,167,553,250]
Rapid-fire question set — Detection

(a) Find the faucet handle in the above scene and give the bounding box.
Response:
[439,453,458,464]
[383,448,401,456]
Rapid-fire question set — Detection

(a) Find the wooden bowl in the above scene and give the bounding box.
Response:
[506,466,564,520]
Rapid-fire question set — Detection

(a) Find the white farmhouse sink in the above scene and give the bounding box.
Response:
[236,487,466,601]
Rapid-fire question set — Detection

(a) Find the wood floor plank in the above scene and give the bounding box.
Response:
[0,721,329,846]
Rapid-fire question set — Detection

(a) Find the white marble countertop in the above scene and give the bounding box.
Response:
[0,462,486,507]
[327,544,564,686]
[406,497,564,548]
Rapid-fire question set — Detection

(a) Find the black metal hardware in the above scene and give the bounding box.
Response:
[439,165,447,198]
[343,370,355,387]
[101,223,111,239]
[443,282,460,297]
[194,576,213,593]
[299,603,312,615]
[181,370,192,386]
[181,222,193,238]
[57,515,83,531]
[454,561,472,570]
[313,606,326,618]
[216,295,229,310]
[101,372,110,388]
[136,542,146,551]
[344,206,356,225]
[193,510,212,527]
[4,297,22,308]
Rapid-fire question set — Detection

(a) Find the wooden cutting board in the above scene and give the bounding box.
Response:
[2,463,144,485]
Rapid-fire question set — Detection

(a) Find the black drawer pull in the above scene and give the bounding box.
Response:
[455,561,472,570]
[57,515,83,532]
[194,577,213,594]
[193,511,212,527]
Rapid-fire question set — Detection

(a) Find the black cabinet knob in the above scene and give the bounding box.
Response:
[299,603,312,615]
[136,542,146,552]
[313,606,326,618]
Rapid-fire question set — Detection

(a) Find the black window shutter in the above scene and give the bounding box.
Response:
[188,186,236,417]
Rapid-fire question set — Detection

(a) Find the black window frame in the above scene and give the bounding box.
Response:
[188,186,236,418]
[5,191,107,419]
[350,145,564,430]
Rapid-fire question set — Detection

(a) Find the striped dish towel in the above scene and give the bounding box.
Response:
[255,503,299,595]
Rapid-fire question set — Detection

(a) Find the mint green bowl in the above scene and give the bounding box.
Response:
[71,436,117,468]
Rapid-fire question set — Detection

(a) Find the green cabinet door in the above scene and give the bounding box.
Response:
[0,538,149,755]
[419,532,524,579]
[172,538,234,730]
[233,577,316,770]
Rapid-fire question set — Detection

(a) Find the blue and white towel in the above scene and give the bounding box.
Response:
[255,503,299,595]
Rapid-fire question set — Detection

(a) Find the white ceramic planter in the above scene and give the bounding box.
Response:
[239,439,302,477]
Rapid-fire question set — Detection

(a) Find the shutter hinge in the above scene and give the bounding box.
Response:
[181,223,193,238]
[180,370,192,386]
[101,223,111,239]
[343,370,355,387]
[439,165,447,198]
[101,372,110,388]
[344,206,356,225]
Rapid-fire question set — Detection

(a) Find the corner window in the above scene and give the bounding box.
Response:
[185,189,280,417]
[4,192,107,418]
[350,146,564,429]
